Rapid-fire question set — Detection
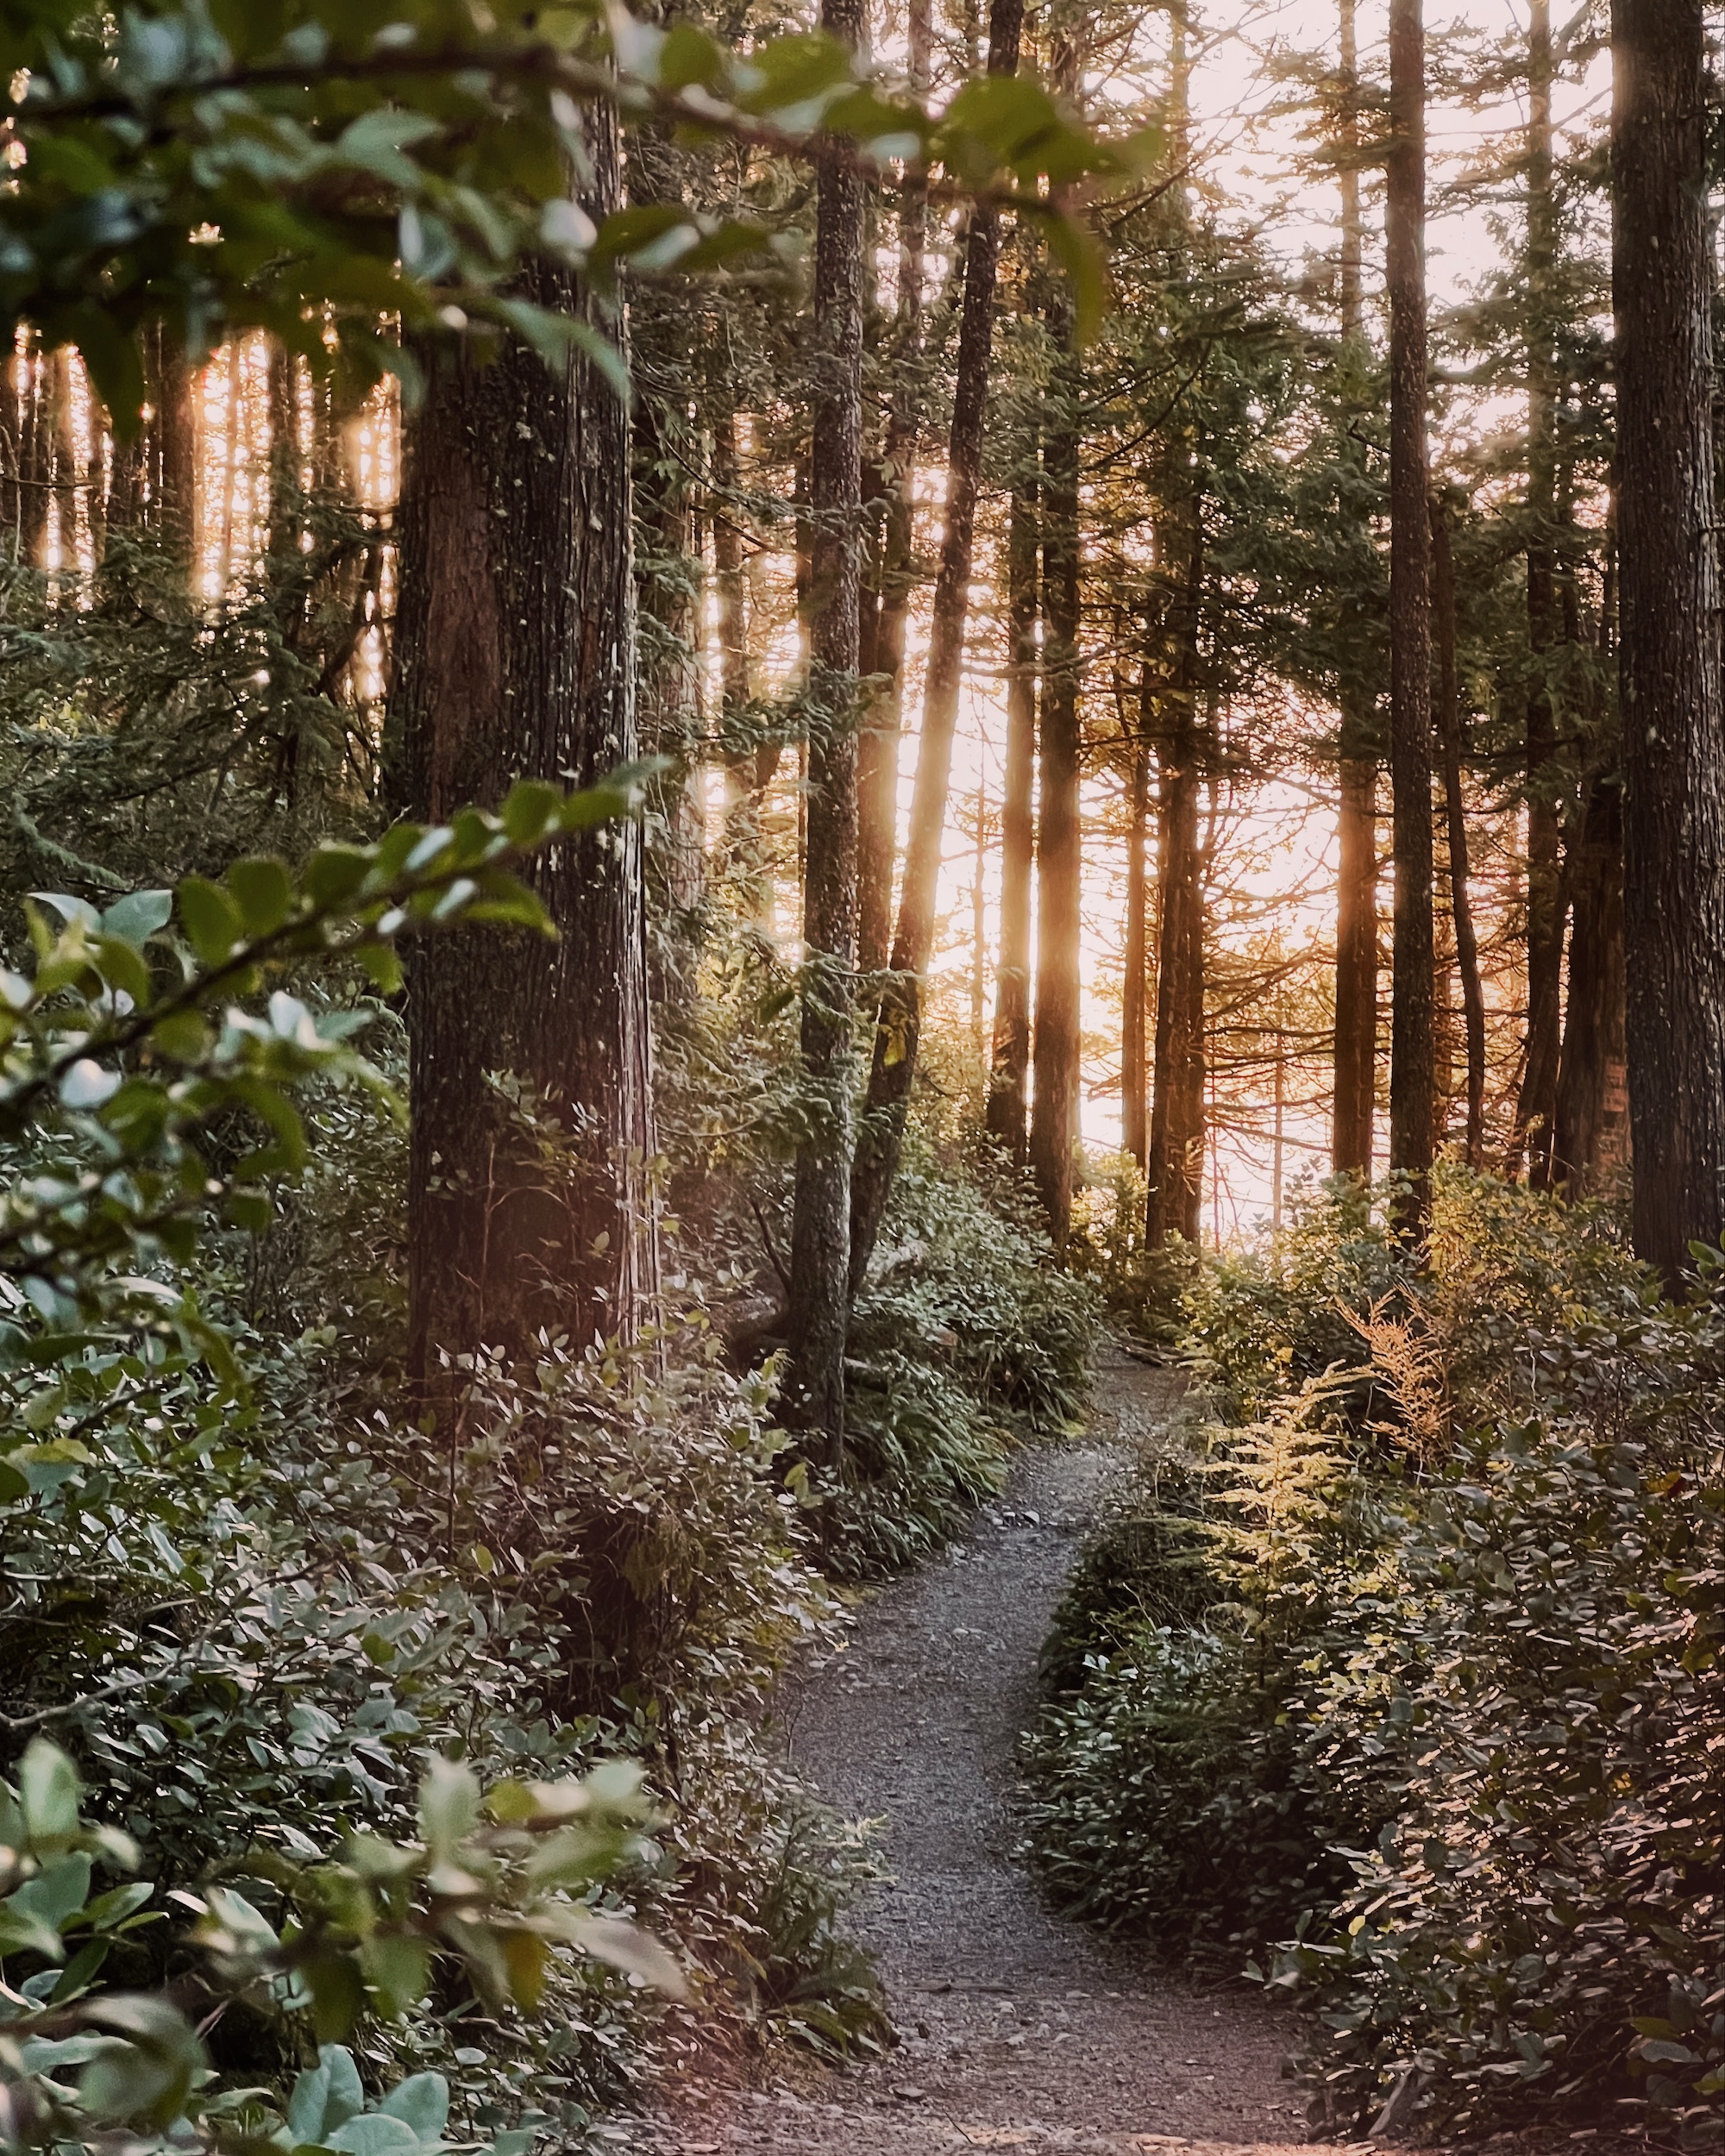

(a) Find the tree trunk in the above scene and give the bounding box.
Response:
[856,0,931,982]
[1513,0,1565,1188]
[1611,0,1725,1282]
[986,471,1038,1165]
[784,0,865,1455]
[848,0,1026,1291]
[1555,759,1628,1194]
[1386,0,1436,1237]
[1145,525,1205,1250]
[1332,0,1378,1181]
[1122,701,1151,1169]
[1431,496,1486,1167]
[393,119,653,1392]
[1029,290,1082,1248]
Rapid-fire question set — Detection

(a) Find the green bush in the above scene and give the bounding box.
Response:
[825,1147,1099,1576]
[1023,1172,1725,2138]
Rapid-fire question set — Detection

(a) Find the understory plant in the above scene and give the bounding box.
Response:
[1022,1169,1725,2140]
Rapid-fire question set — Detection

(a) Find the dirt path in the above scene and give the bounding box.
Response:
[636,1346,1329,2154]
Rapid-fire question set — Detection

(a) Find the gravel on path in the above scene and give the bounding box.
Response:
[632,1345,1331,2154]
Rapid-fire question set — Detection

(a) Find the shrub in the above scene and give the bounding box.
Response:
[1023,1171,1725,2139]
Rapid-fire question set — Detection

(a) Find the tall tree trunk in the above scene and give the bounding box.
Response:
[1122,697,1151,1169]
[17,335,50,568]
[986,469,1038,1164]
[393,122,652,1391]
[1145,524,1205,1249]
[1431,496,1486,1167]
[1029,297,1082,1246]
[1386,0,1436,1237]
[1555,759,1628,1194]
[1513,0,1565,1188]
[848,0,1026,1290]
[856,0,932,981]
[784,0,865,1454]
[1332,0,1378,1180]
[1611,0,1725,1282]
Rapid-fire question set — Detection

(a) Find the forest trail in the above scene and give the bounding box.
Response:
[637,1345,1334,2155]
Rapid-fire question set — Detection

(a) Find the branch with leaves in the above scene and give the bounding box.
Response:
[0,0,1147,414]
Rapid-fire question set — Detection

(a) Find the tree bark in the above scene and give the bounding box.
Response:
[986,470,1038,1165]
[856,0,932,982]
[848,0,1026,1291]
[1512,0,1565,1188]
[1431,496,1486,1167]
[393,117,653,1391]
[1386,0,1436,1238]
[1555,758,1628,1194]
[784,0,865,1455]
[1611,0,1725,1282]
[1332,0,1378,1181]
[1145,525,1206,1250]
[1029,288,1082,1248]
[1122,700,1151,1169]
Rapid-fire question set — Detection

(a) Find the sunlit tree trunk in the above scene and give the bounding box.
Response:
[986,470,1038,1165]
[1611,0,1725,1282]
[394,120,653,1392]
[849,0,1026,1291]
[1431,496,1485,1167]
[1029,290,1082,1246]
[1555,758,1628,1194]
[1122,701,1151,1170]
[1332,0,1377,1181]
[856,0,931,981]
[1386,0,1436,1237]
[785,0,865,1454]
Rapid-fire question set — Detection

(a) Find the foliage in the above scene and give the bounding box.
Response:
[0,0,1136,419]
[825,1146,1098,1576]
[0,1737,672,2153]
[1022,1173,1725,2138]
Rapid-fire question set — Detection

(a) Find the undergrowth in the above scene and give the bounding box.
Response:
[1022,1168,1725,2141]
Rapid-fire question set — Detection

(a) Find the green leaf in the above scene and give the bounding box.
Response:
[101,889,173,943]
[91,934,154,1008]
[355,942,405,996]
[417,1758,481,1858]
[326,2117,421,2156]
[228,857,295,937]
[20,1738,80,1846]
[377,2071,449,2144]
[11,1851,93,1930]
[177,875,242,968]
[151,1008,212,1062]
[500,780,563,847]
[78,1997,204,2128]
[360,1933,432,2019]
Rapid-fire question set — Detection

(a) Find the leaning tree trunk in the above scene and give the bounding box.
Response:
[393,116,652,1392]
[986,467,1038,1165]
[1612,0,1725,1282]
[1332,0,1378,1181]
[848,0,1026,1292]
[784,0,865,1457]
[1386,0,1436,1238]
